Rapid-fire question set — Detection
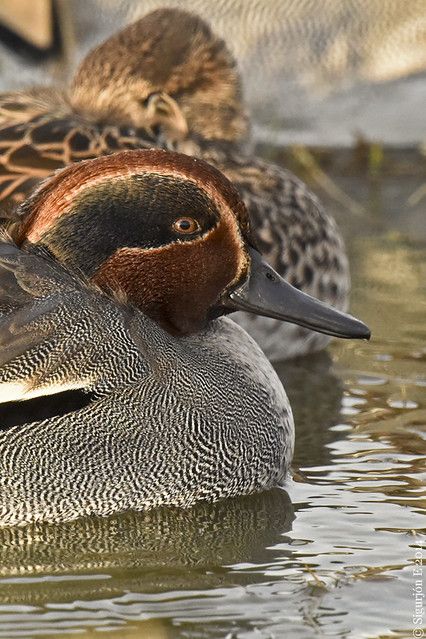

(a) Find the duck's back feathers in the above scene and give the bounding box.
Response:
[0,242,75,369]
[0,241,149,403]
[0,89,156,207]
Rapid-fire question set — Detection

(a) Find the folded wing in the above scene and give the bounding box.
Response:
[0,241,149,403]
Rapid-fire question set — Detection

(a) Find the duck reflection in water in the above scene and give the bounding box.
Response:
[0,490,294,603]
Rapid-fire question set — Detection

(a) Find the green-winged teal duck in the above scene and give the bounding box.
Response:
[0,150,369,525]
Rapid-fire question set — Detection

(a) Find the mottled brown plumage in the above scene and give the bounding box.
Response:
[70,8,248,142]
[0,8,247,211]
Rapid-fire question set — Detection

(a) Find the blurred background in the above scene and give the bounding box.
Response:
[1,0,426,147]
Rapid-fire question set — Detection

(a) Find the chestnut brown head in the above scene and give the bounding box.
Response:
[70,8,249,144]
[18,150,251,335]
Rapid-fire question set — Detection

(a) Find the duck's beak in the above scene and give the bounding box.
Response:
[225,248,370,340]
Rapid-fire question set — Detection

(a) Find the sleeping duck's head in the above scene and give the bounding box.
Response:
[17,149,369,340]
[70,8,248,145]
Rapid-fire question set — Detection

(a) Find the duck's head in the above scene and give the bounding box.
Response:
[70,8,248,144]
[17,150,369,340]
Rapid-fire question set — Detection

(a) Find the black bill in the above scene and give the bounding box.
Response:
[225,248,370,340]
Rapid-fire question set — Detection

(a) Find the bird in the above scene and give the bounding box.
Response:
[0,7,350,360]
[0,149,369,526]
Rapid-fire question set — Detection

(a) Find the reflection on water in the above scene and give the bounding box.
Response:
[0,490,293,595]
[0,161,425,638]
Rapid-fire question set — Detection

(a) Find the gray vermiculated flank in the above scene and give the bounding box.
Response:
[0,245,293,526]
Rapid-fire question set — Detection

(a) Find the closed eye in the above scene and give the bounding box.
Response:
[141,92,160,107]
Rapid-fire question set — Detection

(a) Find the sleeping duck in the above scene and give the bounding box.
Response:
[0,8,350,360]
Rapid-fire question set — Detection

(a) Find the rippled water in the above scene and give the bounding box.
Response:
[0,156,425,638]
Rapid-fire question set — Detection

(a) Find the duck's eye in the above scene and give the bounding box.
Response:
[172,217,200,235]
